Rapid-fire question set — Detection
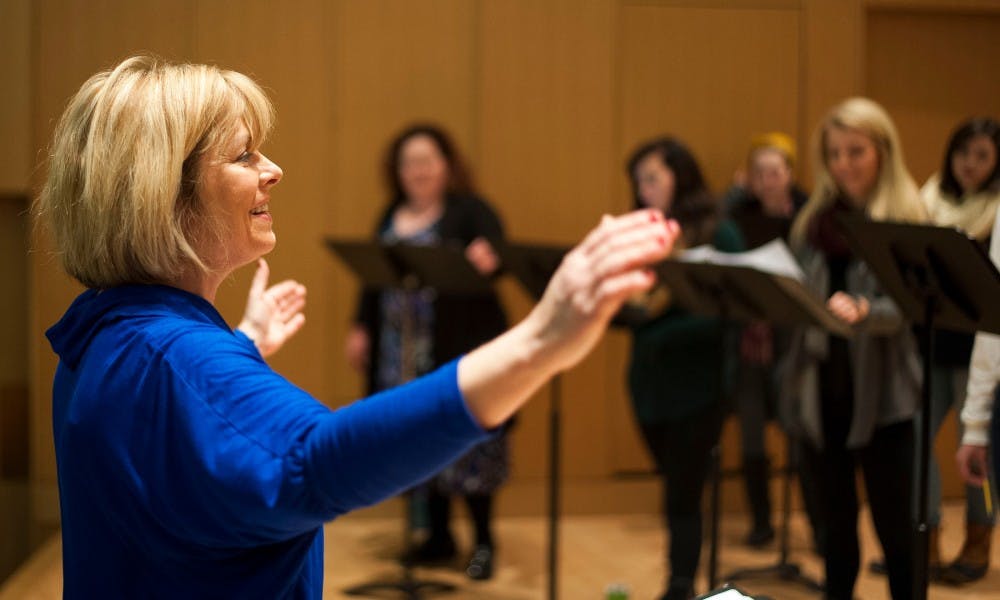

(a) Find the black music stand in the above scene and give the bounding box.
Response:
[655,259,842,592]
[326,237,494,599]
[835,216,1000,600]
[500,241,569,600]
[732,213,791,251]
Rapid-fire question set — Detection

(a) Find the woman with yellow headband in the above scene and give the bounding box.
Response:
[723,133,817,550]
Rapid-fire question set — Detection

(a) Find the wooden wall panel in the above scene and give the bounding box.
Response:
[617,3,801,194]
[866,8,1000,184]
[326,0,480,404]
[0,0,31,193]
[478,0,618,484]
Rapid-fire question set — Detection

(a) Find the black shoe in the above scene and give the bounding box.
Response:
[401,536,457,566]
[465,544,493,580]
[939,561,988,585]
[871,558,944,582]
[659,585,694,600]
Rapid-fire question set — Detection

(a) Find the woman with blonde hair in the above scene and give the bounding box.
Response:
[36,55,677,597]
[781,97,926,600]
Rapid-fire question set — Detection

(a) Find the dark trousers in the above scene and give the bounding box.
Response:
[639,404,725,588]
[426,488,495,548]
[801,419,915,600]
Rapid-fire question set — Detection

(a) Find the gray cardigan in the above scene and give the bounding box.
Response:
[778,246,922,449]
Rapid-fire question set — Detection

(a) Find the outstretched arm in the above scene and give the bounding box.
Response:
[459,209,678,428]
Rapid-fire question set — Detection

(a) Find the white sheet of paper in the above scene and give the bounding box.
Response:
[681,238,804,282]
[701,589,752,599]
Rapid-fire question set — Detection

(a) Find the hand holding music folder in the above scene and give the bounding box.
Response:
[324,238,494,294]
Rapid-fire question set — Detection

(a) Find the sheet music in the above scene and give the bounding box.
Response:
[698,588,754,599]
[681,238,804,282]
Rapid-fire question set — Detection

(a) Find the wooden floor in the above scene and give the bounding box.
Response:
[4,503,1000,599]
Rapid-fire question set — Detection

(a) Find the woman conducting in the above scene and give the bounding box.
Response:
[36,56,678,598]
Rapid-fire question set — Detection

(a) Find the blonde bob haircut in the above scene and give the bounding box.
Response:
[790,97,926,248]
[36,55,275,289]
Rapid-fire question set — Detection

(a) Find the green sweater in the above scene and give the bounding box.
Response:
[628,219,744,425]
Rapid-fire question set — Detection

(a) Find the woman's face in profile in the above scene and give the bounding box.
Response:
[824,126,880,207]
[951,133,997,195]
[196,122,283,270]
[634,152,675,214]
[398,134,449,206]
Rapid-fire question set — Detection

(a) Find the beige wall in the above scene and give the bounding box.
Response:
[8,0,1000,528]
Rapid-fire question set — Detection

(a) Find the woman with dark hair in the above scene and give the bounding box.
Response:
[912,116,1000,584]
[345,124,509,580]
[624,136,744,600]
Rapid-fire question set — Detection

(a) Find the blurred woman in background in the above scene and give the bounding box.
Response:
[346,124,509,579]
[624,136,744,600]
[724,132,813,549]
[911,117,1000,585]
[783,97,927,600]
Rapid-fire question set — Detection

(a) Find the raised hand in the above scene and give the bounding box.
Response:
[237,259,307,358]
[458,209,678,428]
[526,209,678,371]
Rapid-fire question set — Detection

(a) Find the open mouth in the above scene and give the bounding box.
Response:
[250,203,270,216]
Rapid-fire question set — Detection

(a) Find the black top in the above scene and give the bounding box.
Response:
[820,254,855,446]
[354,194,509,394]
[724,185,809,248]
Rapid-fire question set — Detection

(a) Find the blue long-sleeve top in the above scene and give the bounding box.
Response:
[46,284,490,599]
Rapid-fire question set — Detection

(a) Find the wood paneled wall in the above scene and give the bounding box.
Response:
[7,0,1000,527]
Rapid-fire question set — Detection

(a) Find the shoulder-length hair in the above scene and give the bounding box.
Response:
[939,117,1000,198]
[790,97,926,248]
[626,136,718,247]
[35,55,275,289]
[383,124,476,208]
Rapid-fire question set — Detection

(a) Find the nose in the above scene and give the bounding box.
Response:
[259,153,283,187]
